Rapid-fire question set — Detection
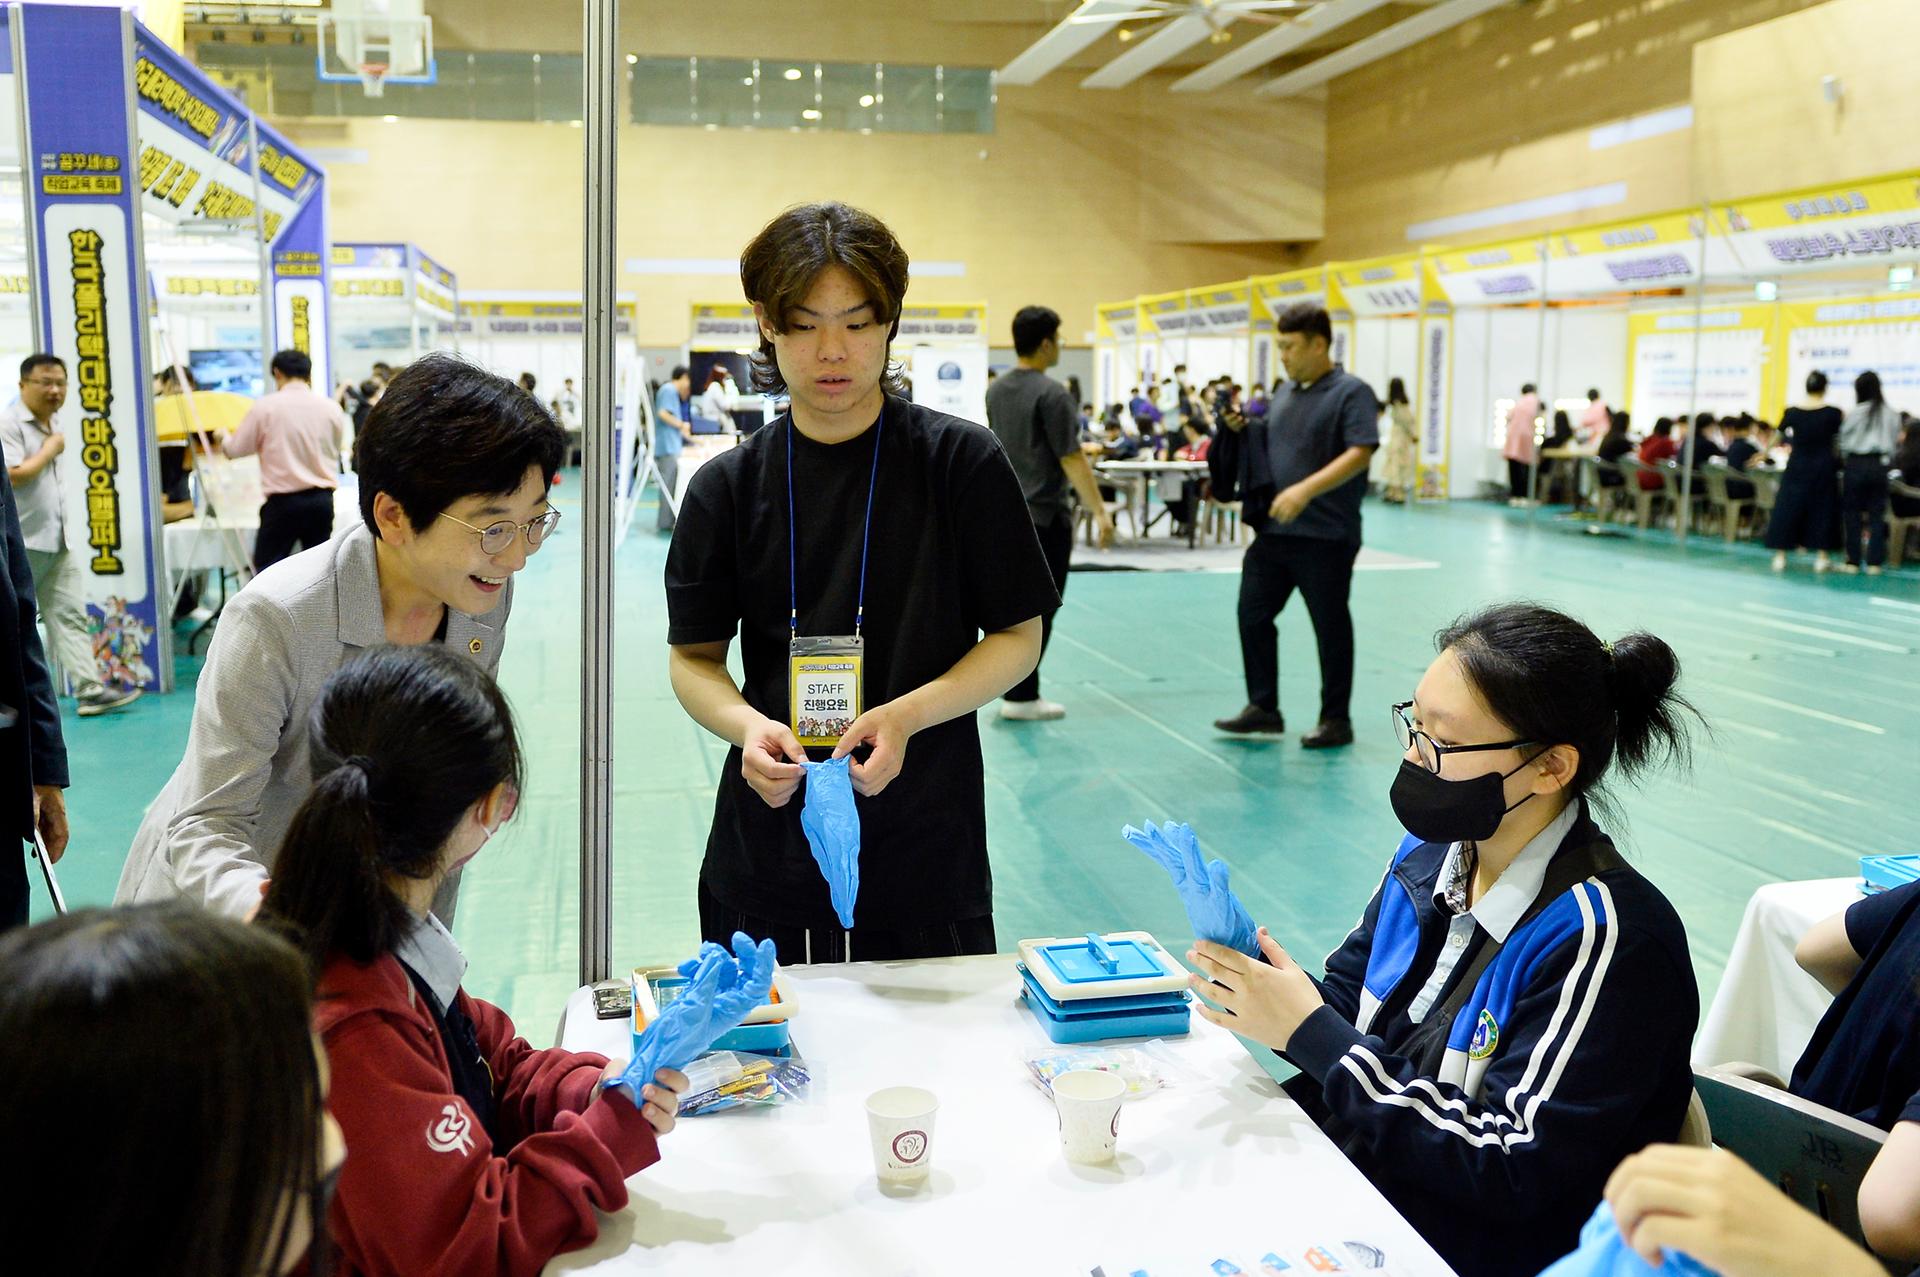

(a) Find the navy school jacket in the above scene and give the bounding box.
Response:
[1279,805,1698,1277]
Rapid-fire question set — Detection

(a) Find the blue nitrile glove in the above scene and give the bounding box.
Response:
[614,931,779,1103]
[1534,1203,1718,1277]
[1121,820,1259,957]
[800,756,860,929]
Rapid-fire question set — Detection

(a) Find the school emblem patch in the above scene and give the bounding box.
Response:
[1468,1008,1500,1060]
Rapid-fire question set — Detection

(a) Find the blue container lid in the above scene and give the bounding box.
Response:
[1038,932,1171,986]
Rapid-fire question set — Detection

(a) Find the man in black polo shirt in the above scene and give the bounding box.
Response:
[1211,302,1378,748]
[664,202,1057,963]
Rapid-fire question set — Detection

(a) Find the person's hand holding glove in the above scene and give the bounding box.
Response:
[1122,820,1259,957]
[610,931,778,1104]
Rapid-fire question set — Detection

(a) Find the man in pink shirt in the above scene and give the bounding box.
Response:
[1503,382,1542,506]
[223,350,348,569]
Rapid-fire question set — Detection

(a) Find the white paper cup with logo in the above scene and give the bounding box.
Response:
[1052,1069,1126,1165]
[866,1086,938,1184]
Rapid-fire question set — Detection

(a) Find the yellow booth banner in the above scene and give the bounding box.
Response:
[1713,171,1920,275]
[1429,238,1546,306]
[1625,304,1782,425]
[896,303,986,343]
[1186,283,1252,332]
[1139,290,1190,334]
[691,302,757,348]
[1331,256,1422,317]
[1549,210,1705,296]
[1096,299,1140,341]
[1252,268,1325,324]
[1778,293,1920,412]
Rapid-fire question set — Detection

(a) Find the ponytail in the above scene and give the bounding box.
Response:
[1603,631,1696,779]
[262,645,522,970]
[264,762,414,971]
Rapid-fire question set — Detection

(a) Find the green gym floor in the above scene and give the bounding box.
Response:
[38,488,1920,1045]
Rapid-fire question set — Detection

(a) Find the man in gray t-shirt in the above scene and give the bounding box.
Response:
[984,306,1113,721]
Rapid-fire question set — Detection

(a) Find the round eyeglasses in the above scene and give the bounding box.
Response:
[437,508,562,556]
[1392,701,1534,775]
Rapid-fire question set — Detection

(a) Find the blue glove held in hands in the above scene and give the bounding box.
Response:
[1536,1203,1718,1277]
[1121,820,1260,957]
[801,756,861,929]
[615,931,779,1103]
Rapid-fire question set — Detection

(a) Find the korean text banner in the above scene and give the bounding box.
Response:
[19,4,164,690]
[258,119,329,389]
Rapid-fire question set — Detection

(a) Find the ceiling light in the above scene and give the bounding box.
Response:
[1116,27,1134,42]
[381,114,399,123]
[625,53,637,65]
[741,76,755,85]
[801,108,821,120]
[858,93,875,107]
[783,67,802,81]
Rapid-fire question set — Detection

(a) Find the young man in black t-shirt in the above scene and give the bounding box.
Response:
[664,202,1058,964]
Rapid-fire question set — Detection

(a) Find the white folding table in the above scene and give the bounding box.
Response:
[545,954,1456,1277]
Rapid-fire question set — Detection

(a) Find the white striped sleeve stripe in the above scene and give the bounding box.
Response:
[1334,879,1619,1151]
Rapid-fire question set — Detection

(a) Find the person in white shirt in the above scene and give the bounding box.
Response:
[698,366,736,433]
[0,354,140,716]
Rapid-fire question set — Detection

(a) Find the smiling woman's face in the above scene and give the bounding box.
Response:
[374,463,553,615]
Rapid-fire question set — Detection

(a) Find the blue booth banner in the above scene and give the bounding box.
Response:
[16,4,166,691]
[13,6,334,692]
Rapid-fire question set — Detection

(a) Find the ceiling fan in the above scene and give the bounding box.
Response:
[1067,0,1309,46]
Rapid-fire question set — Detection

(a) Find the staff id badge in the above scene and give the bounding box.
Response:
[789,635,864,748]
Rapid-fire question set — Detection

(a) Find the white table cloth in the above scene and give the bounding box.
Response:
[546,954,1455,1277]
[1693,877,1859,1075]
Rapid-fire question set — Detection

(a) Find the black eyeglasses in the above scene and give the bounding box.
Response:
[437,508,561,556]
[1392,701,1533,775]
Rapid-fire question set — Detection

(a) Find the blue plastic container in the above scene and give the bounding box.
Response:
[1016,963,1190,1044]
[1862,854,1920,894]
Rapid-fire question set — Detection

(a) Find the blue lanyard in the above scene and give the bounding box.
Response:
[787,411,884,640]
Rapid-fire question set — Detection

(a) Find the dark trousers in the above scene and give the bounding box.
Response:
[1237,533,1359,723]
[1507,459,1532,501]
[1842,454,1891,567]
[1,856,26,933]
[1005,511,1074,703]
[698,879,994,965]
[255,488,334,570]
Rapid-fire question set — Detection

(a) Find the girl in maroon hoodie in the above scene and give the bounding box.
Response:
[264,645,685,1277]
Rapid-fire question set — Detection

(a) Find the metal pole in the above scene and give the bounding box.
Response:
[579,0,618,986]
[1677,203,1709,542]
[1527,233,1548,522]
[248,116,274,373]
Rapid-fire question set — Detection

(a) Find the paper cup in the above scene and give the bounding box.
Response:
[866,1086,938,1183]
[1052,1069,1126,1165]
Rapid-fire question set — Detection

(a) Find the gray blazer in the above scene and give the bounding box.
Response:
[115,522,510,918]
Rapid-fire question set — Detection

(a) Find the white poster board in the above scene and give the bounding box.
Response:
[908,345,988,427]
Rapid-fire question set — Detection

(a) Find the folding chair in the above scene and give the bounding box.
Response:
[1700,467,1756,543]
[1693,1065,1901,1269]
[1889,479,1920,569]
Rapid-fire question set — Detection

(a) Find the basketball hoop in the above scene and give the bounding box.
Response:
[358,63,389,97]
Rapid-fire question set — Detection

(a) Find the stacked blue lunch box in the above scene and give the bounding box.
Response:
[1861,854,1920,895]
[1015,931,1192,1044]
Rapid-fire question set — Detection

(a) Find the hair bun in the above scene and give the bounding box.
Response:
[1606,631,1691,775]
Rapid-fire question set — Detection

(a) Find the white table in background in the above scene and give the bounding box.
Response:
[546,954,1455,1277]
[1094,459,1209,547]
[1694,877,1858,1076]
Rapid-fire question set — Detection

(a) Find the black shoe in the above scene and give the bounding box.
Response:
[1213,705,1286,735]
[1301,718,1354,749]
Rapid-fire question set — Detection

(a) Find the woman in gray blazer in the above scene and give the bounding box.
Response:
[116,355,569,920]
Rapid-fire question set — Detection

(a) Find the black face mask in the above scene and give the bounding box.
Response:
[1389,757,1535,845]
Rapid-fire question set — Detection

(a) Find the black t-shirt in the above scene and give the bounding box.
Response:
[1246,367,1380,544]
[1781,405,1844,474]
[664,395,1059,929]
[1790,880,1920,1129]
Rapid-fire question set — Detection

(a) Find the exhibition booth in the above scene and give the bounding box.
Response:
[1096,166,1920,506]
[329,240,456,384]
[4,2,328,690]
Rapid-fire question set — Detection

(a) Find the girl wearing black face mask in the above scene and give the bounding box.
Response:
[1180,602,1702,1277]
